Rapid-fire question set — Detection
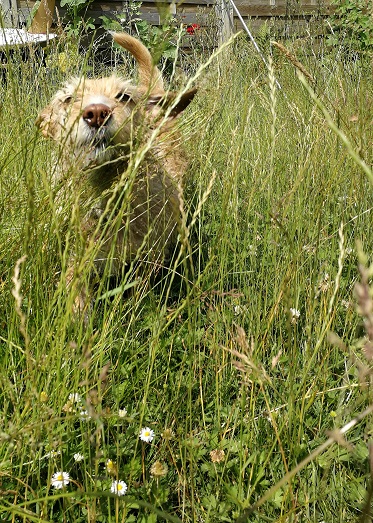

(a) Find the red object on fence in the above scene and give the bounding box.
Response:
[186,24,201,35]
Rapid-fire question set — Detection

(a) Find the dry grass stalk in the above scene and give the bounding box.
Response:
[11,255,30,347]
[271,40,315,84]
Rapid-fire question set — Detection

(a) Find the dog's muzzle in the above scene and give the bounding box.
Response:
[82,103,112,129]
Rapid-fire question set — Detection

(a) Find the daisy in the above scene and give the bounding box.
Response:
[51,471,70,489]
[111,480,128,496]
[289,307,300,319]
[139,427,155,443]
[44,450,61,459]
[79,409,91,421]
[74,453,84,462]
[106,459,118,476]
[118,408,127,418]
[63,393,83,414]
[68,393,82,403]
[234,305,242,316]
[289,308,300,324]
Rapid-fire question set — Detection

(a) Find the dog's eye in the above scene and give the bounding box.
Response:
[62,95,73,104]
[115,92,131,102]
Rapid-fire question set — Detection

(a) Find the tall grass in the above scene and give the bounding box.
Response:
[1,32,373,522]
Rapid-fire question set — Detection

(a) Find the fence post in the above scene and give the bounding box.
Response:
[216,0,234,44]
[0,0,19,27]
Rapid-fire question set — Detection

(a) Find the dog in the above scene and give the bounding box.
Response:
[36,32,197,314]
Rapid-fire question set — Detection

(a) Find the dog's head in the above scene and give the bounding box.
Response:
[36,33,197,165]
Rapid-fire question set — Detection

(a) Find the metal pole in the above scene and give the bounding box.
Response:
[225,0,282,90]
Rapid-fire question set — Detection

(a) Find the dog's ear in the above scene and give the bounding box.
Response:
[36,107,58,139]
[148,88,197,117]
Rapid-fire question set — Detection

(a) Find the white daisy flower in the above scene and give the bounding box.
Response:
[234,305,242,316]
[51,471,70,489]
[248,244,257,256]
[139,427,155,443]
[44,450,61,459]
[118,408,127,418]
[74,453,84,462]
[79,409,91,421]
[289,308,300,324]
[68,393,82,403]
[111,480,128,496]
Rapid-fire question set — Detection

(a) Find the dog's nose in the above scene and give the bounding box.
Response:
[82,103,112,128]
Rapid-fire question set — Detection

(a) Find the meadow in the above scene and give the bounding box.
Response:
[0,28,373,522]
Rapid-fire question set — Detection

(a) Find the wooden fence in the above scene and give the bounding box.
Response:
[1,0,332,38]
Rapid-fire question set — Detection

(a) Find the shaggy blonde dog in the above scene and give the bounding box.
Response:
[36,32,196,313]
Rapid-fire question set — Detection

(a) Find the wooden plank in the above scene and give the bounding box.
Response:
[234,16,327,36]
[142,0,213,4]
[234,5,327,16]
[233,0,329,8]
[18,5,210,26]
[233,0,329,15]
[18,0,332,15]
[88,4,212,21]
[17,0,334,37]
[92,0,214,5]
[90,0,331,9]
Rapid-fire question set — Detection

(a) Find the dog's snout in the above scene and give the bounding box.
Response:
[83,103,112,128]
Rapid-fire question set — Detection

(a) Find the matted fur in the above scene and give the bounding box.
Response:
[36,32,197,314]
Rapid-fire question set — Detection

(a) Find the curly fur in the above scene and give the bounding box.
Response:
[36,32,197,314]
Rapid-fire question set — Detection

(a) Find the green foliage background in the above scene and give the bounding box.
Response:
[328,0,373,51]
